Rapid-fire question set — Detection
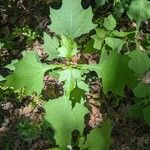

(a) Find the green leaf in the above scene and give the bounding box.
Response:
[49,0,96,38]
[70,85,86,107]
[105,37,125,51]
[130,50,150,100]
[111,30,133,37]
[99,51,136,96]
[84,39,96,54]
[16,119,41,141]
[44,96,89,149]
[134,83,150,98]
[103,14,116,31]
[0,75,5,82]
[127,0,150,26]
[48,148,61,150]
[95,0,106,7]
[58,35,78,59]
[79,137,88,149]
[92,36,104,50]
[78,51,136,96]
[86,120,112,150]
[77,63,102,78]
[5,59,18,71]
[128,50,150,76]
[143,106,150,126]
[5,51,53,95]
[91,28,107,50]
[77,80,89,92]
[94,28,107,39]
[128,103,143,119]
[42,33,59,60]
[78,47,110,77]
[58,68,83,97]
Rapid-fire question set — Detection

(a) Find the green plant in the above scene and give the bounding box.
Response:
[126,0,150,127]
[16,119,42,141]
[2,0,112,148]
[92,14,133,52]
[0,25,38,50]
[0,75,5,82]
[95,0,106,7]
[12,25,38,45]
[1,0,150,149]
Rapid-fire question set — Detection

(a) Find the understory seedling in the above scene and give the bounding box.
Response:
[1,0,150,149]
[2,0,113,148]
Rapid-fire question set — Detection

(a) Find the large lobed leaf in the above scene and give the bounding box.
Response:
[79,51,136,96]
[5,51,54,95]
[99,51,136,96]
[44,96,89,149]
[49,0,96,38]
